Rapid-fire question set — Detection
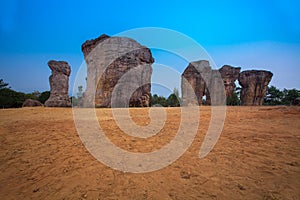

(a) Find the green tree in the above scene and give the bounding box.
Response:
[166,88,181,107]
[0,88,27,108]
[226,92,240,106]
[38,91,50,104]
[150,94,167,107]
[282,88,300,105]
[0,79,9,89]
[226,87,241,106]
[264,86,284,105]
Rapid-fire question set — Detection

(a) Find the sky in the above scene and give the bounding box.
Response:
[0,0,299,96]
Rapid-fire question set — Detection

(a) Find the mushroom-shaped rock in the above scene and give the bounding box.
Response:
[81,34,154,108]
[238,70,273,106]
[45,60,71,107]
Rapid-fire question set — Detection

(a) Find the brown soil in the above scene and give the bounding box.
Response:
[0,106,299,200]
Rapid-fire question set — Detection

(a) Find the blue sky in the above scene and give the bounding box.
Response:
[0,0,299,96]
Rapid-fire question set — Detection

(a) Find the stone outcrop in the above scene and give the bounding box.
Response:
[45,60,71,107]
[22,99,43,107]
[81,34,154,108]
[238,70,273,106]
[181,61,210,105]
[218,65,241,98]
[181,60,225,106]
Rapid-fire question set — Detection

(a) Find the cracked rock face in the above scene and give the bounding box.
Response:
[218,65,241,98]
[45,60,71,107]
[81,34,154,107]
[181,60,225,106]
[181,60,210,105]
[238,70,273,106]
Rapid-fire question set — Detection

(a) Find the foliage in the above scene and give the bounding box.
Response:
[38,91,50,104]
[150,88,181,107]
[150,94,167,107]
[264,86,300,105]
[0,88,27,108]
[264,86,284,105]
[0,79,51,108]
[226,92,240,106]
[282,88,300,105]
[226,87,241,106]
[0,79,9,89]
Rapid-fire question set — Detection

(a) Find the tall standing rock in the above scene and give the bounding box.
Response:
[81,34,154,108]
[45,60,71,107]
[238,70,273,106]
[181,60,226,106]
[181,60,210,105]
[218,65,241,98]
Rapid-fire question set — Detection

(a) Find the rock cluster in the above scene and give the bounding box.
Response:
[81,34,154,107]
[238,70,273,106]
[45,33,274,108]
[182,60,273,106]
[22,99,43,107]
[45,60,71,107]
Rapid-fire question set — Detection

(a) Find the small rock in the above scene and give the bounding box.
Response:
[22,99,43,107]
[33,188,39,193]
[180,168,191,179]
[237,183,246,190]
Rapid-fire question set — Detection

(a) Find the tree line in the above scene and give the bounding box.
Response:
[0,79,50,108]
[226,86,300,106]
[1,78,299,108]
[264,86,300,105]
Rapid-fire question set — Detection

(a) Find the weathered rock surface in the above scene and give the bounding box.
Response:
[81,34,154,107]
[22,99,43,107]
[181,61,210,105]
[238,70,273,106]
[45,60,71,107]
[219,65,241,98]
[181,60,225,106]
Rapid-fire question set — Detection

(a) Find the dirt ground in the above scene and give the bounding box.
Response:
[0,106,299,200]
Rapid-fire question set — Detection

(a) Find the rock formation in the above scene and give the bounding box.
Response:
[45,60,71,107]
[181,61,210,105]
[81,34,154,108]
[238,70,273,106]
[22,99,43,107]
[181,60,225,106]
[218,65,241,98]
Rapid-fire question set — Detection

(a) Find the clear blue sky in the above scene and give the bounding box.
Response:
[0,0,299,96]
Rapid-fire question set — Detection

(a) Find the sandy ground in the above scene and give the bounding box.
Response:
[0,106,299,200]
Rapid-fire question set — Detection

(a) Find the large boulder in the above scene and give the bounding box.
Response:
[238,70,273,106]
[218,65,241,98]
[22,99,43,107]
[45,60,71,107]
[81,34,154,107]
